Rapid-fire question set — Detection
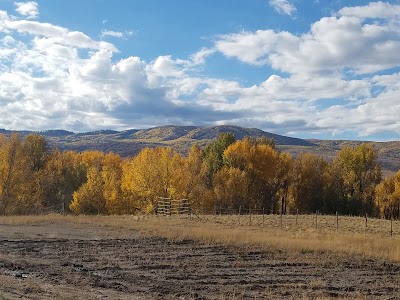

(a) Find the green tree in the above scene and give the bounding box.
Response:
[202,133,236,187]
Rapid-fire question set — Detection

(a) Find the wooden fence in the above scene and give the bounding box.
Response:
[156,198,191,216]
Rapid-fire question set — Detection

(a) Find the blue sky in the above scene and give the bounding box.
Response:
[1,1,400,141]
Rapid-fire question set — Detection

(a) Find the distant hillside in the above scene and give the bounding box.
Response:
[119,125,314,146]
[280,139,400,175]
[0,125,315,155]
[1,125,400,174]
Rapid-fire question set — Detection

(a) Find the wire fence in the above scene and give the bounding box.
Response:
[40,203,65,215]
[35,197,396,237]
[198,206,398,237]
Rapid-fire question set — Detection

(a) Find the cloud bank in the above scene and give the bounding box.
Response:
[1,1,400,140]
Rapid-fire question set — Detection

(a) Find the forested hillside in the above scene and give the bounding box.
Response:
[1,125,400,174]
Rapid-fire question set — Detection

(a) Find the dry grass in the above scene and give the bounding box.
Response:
[1,213,399,262]
[132,215,400,262]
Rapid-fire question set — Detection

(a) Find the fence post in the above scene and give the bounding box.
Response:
[391,214,393,237]
[336,211,339,232]
[249,208,252,226]
[296,209,299,227]
[262,207,265,227]
[62,195,66,215]
[365,213,368,232]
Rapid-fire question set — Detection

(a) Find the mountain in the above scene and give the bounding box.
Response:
[0,125,315,153]
[1,125,400,174]
[41,125,316,157]
[117,125,314,146]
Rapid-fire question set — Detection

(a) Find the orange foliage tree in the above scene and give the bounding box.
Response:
[121,147,176,212]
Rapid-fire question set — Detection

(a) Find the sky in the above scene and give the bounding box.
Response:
[1,1,400,141]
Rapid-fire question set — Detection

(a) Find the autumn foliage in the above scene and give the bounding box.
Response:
[0,132,397,217]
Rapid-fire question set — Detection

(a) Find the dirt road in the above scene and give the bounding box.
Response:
[0,220,399,299]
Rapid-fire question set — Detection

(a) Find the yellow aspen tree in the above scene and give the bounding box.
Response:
[81,150,104,169]
[214,166,247,209]
[223,138,283,210]
[375,176,396,218]
[170,144,214,211]
[375,171,400,218]
[392,172,400,218]
[24,134,48,172]
[274,152,293,214]
[333,144,381,215]
[40,150,86,210]
[121,147,175,212]
[0,134,37,214]
[69,151,107,214]
[289,153,328,213]
[102,152,126,214]
[70,166,106,214]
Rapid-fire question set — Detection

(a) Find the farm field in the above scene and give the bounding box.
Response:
[0,215,399,299]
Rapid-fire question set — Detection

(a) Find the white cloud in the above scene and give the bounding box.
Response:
[2,2,400,140]
[313,87,400,137]
[0,11,13,33]
[258,74,370,102]
[101,30,123,38]
[189,48,216,66]
[338,1,400,19]
[14,1,39,19]
[215,30,298,66]
[146,55,185,85]
[4,20,117,52]
[215,8,400,75]
[269,0,297,16]
[101,30,134,39]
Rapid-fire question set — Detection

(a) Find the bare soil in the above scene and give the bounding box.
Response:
[0,221,399,299]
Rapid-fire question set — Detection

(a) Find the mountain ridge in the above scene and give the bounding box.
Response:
[0,125,315,147]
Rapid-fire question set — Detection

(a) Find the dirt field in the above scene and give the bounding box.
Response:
[0,218,399,299]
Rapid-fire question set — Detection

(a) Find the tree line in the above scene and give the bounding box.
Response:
[0,132,399,218]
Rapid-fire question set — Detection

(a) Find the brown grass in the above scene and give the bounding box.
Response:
[132,215,400,262]
[1,213,399,262]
